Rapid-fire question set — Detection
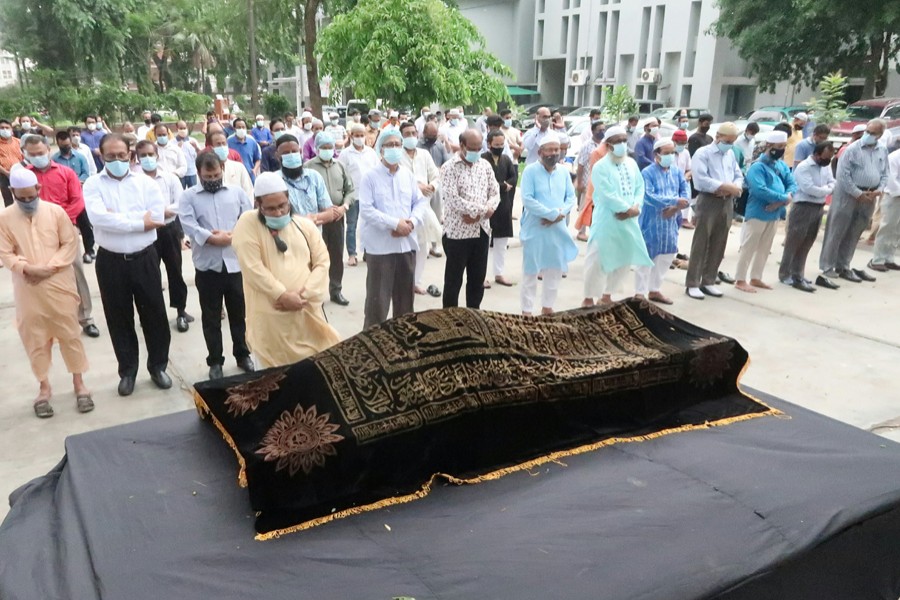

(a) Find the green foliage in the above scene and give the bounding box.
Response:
[317,0,512,109]
[804,72,850,126]
[263,93,293,119]
[163,90,212,121]
[602,86,637,122]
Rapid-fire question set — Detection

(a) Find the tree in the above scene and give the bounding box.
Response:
[263,93,292,119]
[713,0,900,97]
[602,86,637,123]
[317,0,512,109]
[804,72,850,126]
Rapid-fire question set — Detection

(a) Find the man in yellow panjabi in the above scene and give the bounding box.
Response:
[232,171,341,368]
[0,167,93,418]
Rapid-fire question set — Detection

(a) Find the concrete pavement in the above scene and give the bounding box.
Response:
[2,215,900,520]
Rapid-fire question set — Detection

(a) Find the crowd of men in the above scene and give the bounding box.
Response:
[0,103,896,418]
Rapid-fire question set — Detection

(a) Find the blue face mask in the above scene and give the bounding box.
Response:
[402,137,418,150]
[106,160,130,178]
[213,146,229,161]
[382,147,403,165]
[679,122,689,130]
[15,198,38,215]
[717,142,733,153]
[675,144,686,153]
[273,130,285,140]
[281,152,303,169]
[27,154,50,169]
[659,154,675,168]
[861,132,877,146]
[611,142,628,158]
[265,214,292,230]
[157,135,169,146]
[140,156,158,171]
[504,119,512,128]
[465,150,481,163]
[318,149,334,162]
[450,118,459,127]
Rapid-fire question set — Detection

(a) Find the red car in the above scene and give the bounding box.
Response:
[831,97,900,144]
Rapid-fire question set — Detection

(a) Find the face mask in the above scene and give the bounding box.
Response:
[105,160,130,178]
[140,156,158,171]
[15,198,38,215]
[626,126,634,133]
[157,135,169,146]
[265,214,292,230]
[424,137,437,145]
[318,149,334,161]
[382,147,403,165]
[679,122,689,130]
[353,115,361,122]
[450,119,460,127]
[330,119,339,126]
[861,133,877,146]
[235,128,247,139]
[402,137,418,150]
[815,157,832,167]
[71,135,81,145]
[256,120,265,128]
[593,130,605,142]
[503,119,512,128]
[649,127,659,137]
[58,145,72,155]
[21,123,31,131]
[465,150,481,163]
[541,154,559,168]
[675,144,686,153]
[767,148,785,160]
[745,133,754,141]
[490,147,504,156]
[611,142,628,158]
[177,129,188,138]
[201,178,223,194]
[794,124,803,131]
[273,130,285,140]
[659,154,675,168]
[716,142,733,153]
[351,136,365,147]
[281,152,303,169]
[213,146,229,161]
[87,123,97,131]
[27,154,50,169]
[699,124,710,133]
[144,119,151,125]
[0,129,11,139]
[304,122,313,131]
[538,118,550,129]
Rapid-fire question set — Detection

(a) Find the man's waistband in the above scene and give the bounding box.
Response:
[97,245,154,261]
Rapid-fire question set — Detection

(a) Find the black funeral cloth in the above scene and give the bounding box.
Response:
[193,300,776,537]
[3,394,900,600]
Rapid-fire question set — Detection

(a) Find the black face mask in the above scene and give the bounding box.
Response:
[541,154,559,168]
[201,178,223,194]
[282,165,303,179]
[699,124,710,133]
[490,147,503,156]
[144,119,151,125]
[423,137,437,145]
[58,145,71,155]
[768,148,785,160]
[815,157,832,167]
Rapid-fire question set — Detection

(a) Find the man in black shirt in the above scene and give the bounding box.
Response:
[688,113,714,156]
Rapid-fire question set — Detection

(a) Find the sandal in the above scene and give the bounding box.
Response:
[76,394,95,413]
[34,399,54,419]
[347,256,358,267]
[427,285,441,298]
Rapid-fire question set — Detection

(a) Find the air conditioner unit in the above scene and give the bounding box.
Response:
[640,68,662,84]
[569,70,589,86]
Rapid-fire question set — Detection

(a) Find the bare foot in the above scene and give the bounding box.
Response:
[750,279,772,290]
[581,298,595,308]
[414,286,427,295]
[522,311,533,317]
[648,292,674,305]
[540,307,554,315]
[483,280,492,289]
[600,295,613,305]
[735,281,757,293]
[633,293,645,300]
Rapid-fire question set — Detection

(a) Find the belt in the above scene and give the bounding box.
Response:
[859,186,879,192]
[98,246,153,261]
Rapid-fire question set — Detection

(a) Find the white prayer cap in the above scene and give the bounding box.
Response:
[558,133,571,146]
[794,112,809,122]
[604,125,627,139]
[852,124,867,134]
[9,165,37,189]
[766,130,789,144]
[539,131,560,147]
[718,122,740,136]
[253,171,288,198]
[349,123,366,135]
[301,111,312,120]
[329,112,339,120]
[653,137,674,150]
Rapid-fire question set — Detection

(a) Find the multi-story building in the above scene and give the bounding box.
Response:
[459,0,899,119]
[0,51,19,88]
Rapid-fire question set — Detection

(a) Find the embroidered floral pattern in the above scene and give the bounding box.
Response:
[224,369,287,417]
[689,337,735,388]
[256,405,345,476]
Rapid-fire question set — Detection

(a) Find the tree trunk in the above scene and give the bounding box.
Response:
[876,31,890,97]
[304,0,323,118]
[249,0,260,112]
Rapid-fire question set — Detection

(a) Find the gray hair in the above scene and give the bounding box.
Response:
[868,118,887,132]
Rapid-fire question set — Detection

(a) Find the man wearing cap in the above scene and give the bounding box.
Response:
[779,141,836,291]
[415,106,431,136]
[582,126,653,306]
[0,167,94,418]
[635,118,661,171]
[304,132,354,306]
[836,124,866,167]
[671,128,694,226]
[440,129,500,309]
[324,113,347,150]
[819,118,889,283]
[382,111,401,132]
[302,119,325,162]
[685,122,743,300]
[179,151,255,379]
[523,107,552,166]
[869,144,900,273]
[232,171,340,367]
[83,133,172,397]
[735,130,797,293]
[296,112,315,146]
[339,124,380,266]
[365,110,383,148]
[439,109,468,154]
[785,112,808,166]
[359,128,429,328]
[251,114,274,148]
[519,131,578,315]
[636,138,690,304]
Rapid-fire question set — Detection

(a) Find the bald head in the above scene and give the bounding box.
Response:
[459,128,483,150]
[423,122,439,138]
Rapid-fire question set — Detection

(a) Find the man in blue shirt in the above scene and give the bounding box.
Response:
[178,151,255,380]
[52,131,89,183]
[792,124,831,169]
[251,114,274,148]
[227,118,261,182]
[80,115,105,171]
[634,118,660,171]
[734,130,797,293]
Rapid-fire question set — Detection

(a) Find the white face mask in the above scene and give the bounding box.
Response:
[351,136,365,147]
[87,123,97,131]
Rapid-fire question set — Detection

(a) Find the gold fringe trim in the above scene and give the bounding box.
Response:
[194,389,248,488]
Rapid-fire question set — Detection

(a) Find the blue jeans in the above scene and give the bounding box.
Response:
[346,201,360,256]
[181,175,197,189]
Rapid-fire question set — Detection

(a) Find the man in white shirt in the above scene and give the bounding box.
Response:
[207,130,254,198]
[296,111,314,147]
[135,140,194,331]
[522,106,552,165]
[439,108,468,154]
[153,123,187,178]
[338,124,379,266]
[414,106,431,136]
[68,127,97,176]
[870,145,900,273]
[324,112,347,150]
[83,133,172,397]
[136,111,153,141]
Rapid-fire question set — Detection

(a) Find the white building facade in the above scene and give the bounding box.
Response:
[459,0,899,119]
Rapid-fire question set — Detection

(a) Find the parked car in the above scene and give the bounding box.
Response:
[636,100,665,116]
[831,98,900,145]
[744,105,807,125]
[322,105,348,125]
[564,106,603,129]
[648,107,710,128]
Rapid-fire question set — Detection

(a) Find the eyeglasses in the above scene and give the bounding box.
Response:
[103,153,131,162]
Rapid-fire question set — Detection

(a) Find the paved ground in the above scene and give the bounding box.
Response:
[2,213,900,520]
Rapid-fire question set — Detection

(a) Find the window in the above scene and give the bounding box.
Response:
[882,105,900,120]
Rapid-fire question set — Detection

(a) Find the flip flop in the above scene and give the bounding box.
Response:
[427,285,441,298]
[34,399,54,419]
[76,394,95,413]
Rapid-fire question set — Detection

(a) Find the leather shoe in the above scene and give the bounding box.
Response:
[176,316,189,332]
[853,268,876,282]
[179,311,195,323]
[150,370,172,390]
[82,324,100,338]
[699,285,724,297]
[885,262,900,271]
[815,275,840,290]
[867,260,888,273]
[118,376,136,397]
[838,269,862,283]
[717,271,736,284]
[331,293,350,306]
[685,287,705,300]
[237,356,256,373]
[208,365,224,380]
[792,279,816,293]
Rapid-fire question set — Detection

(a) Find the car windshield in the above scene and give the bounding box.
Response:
[749,110,784,122]
[571,121,590,134]
[649,108,676,120]
[847,105,883,120]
